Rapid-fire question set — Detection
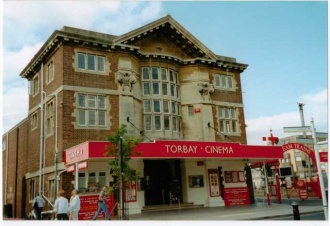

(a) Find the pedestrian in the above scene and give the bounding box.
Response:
[53,190,69,220]
[69,189,80,220]
[92,186,110,220]
[32,193,45,220]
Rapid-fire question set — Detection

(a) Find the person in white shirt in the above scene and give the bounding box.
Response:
[69,189,80,220]
[32,193,45,220]
[53,190,69,220]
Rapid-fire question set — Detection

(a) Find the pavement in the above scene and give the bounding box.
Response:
[3,197,327,221]
[129,197,327,221]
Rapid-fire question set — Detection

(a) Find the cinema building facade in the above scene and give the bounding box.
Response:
[2,15,283,218]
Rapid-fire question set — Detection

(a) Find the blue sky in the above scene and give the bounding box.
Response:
[2,1,328,145]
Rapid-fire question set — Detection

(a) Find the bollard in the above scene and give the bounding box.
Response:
[291,202,300,220]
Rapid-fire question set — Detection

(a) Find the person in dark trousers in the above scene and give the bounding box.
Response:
[32,193,45,220]
[53,190,69,220]
[92,186,110,220]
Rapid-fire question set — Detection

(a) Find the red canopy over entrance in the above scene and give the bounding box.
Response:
[64,140,284,166]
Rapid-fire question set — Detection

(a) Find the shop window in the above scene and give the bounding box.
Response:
[89,172,96,183]
[189,175,204,188]
[99,172,106,187]
[224,171,245,183]
[78,173,86,189]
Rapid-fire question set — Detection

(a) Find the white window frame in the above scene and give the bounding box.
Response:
[46,101,54,135]
[47,61,54,83]
[30,75,39,96]
[2,140,6,151]
[77,52,105,73]
[142,67,182,133]
[218,106,239,134]
[77,94,107,128]
[214,74,235,90]
[31,112,38,130]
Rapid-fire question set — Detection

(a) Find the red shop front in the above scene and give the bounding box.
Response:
[64,140,283,209]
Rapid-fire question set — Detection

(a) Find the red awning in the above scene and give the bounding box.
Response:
[64,140,284,166]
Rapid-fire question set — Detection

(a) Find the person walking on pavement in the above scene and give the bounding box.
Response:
[69,189,80,220]
[92,186,110,220]
[53,190,69,220]
[32,193,45,220]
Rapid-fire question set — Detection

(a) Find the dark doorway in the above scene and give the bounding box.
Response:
[144,159,182,206]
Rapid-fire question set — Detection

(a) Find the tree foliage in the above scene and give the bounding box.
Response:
[104,125,142,194]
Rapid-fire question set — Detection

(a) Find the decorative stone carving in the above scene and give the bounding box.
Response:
[198,83,214,96]
[115,71,137,92]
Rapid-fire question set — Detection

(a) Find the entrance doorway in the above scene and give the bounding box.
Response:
[144,159,182,206]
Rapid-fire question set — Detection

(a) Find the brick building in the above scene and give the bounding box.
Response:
[3,14,284,219]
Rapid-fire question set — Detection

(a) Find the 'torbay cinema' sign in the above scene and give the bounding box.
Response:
[64,140,284,165]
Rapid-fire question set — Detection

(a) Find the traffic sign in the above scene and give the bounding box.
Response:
[316,132,328,139]
[296,138,315,144]
[283,126,311,133]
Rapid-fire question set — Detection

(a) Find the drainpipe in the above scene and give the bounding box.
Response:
[54,93,58,202]
[42,91,47,196]
[39,63,44,195]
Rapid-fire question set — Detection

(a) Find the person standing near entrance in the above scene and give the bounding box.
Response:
[92,186,110,220]
[69,189,80,220]
[32,193,45,220]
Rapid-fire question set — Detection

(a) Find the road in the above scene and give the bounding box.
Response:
[266,211,325,220]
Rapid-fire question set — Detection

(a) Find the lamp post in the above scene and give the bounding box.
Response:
[119,137,125,220]
[310,118,328,220]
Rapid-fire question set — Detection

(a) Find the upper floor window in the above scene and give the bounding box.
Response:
[2,140,6,151]
[77,94,107,127]
[46,101,54,135]
[31,112,38,130]
[214,74,234,90]
[142,67,181,133]
[77,52,105,72]
[218,106,238,133]
[47,61,54,83]
[29,75,39,95]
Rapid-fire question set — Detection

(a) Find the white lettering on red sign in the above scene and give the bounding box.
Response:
[165,145,197,154]
[205,146,234,154]
[164,145,234,155]
[69,149,84,160]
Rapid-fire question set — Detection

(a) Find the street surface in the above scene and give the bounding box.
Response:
[268,211,325,220]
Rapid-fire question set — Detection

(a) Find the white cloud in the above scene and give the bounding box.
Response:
[3,42,44,84]
[3,1,163,49]
[2,84,29,134]
[246,89,328,145]
[2,1,164,134]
